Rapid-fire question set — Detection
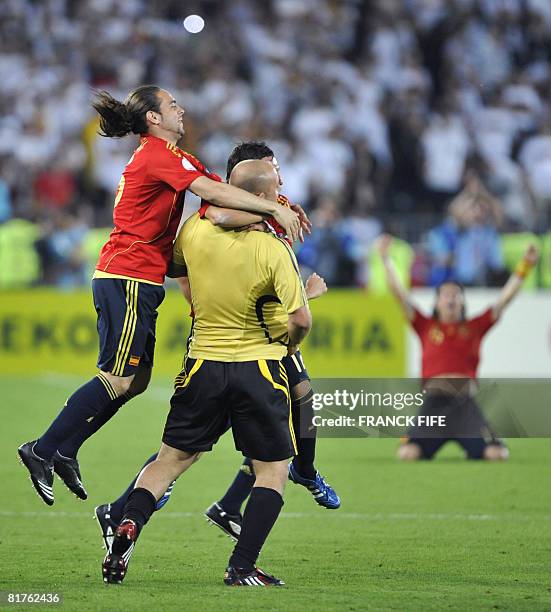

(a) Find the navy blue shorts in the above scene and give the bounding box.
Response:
[405,392,506,460]
[92,278,165,377]
[281,350,310,389]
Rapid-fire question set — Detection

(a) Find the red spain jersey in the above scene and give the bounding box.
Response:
[198,193,293,246]
[411,307,497,379]
[96,135,221,284]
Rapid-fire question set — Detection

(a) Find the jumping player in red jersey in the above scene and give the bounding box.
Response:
[18,86,306,506]
[377,234,539,461]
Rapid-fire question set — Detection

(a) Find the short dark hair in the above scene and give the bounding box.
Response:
[432,281,466,320]
[225,141,275,180]
[92,85,162,138]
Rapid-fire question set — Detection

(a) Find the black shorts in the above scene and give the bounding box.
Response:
[163,358,297,461]
[92,278,165,377]
[281,350,310,389]
[405,392,506,460]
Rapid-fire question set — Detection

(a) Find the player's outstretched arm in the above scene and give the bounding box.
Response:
[305,273,327,300]
[204,205,264,228]
[189,176,300,242]
[492,244,539,319]
[376,234,415,321]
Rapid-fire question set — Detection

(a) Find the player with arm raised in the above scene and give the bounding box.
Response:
[18,87,304,506]
[377,234,538,461]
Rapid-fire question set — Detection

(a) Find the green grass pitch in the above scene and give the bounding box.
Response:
[1,374,550,611]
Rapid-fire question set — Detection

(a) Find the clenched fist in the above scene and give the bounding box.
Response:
[305,272,327,300]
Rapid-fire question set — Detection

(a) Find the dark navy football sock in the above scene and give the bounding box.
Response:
[34,374,118,461]
[291,391,317,480]
[218,457,256,515]
[109,453,158,524]
[229,487,283,572]
[57,392,132,459]
[292,443,316,480]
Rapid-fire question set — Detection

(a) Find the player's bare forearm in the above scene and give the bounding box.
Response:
[382,256,414,320]
[493,244,539,318]
[375,234,414,320]
[205,206,264,228]
[287,305,312,346]
[288,323,310,347]
[493,275,521,319]
[191,176,277,215]
[189,176,300,242]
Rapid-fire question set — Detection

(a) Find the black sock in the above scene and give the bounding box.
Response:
[57,392,132,459]
[291,390,317,480]
[229,487,283,573]
[121,487,157,532]
[292,441,317,480]
[219,458,255,515]
[112,487,156,556]
[34,374,117,461]
[110,454,158,524]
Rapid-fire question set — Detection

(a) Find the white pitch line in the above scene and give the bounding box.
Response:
[1,510,549,521]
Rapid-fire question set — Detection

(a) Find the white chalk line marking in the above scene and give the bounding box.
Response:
[1,510,549,521]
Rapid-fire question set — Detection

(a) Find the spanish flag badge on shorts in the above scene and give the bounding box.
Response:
[129,355,141,367]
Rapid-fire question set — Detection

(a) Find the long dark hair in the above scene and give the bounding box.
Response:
[92,85,161,138]
[432,281,466,320]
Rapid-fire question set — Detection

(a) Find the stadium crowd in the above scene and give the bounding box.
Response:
[1,0,551,288]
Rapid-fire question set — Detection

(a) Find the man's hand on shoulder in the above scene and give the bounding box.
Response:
[271,205,301,243]
[278,195,312,239]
